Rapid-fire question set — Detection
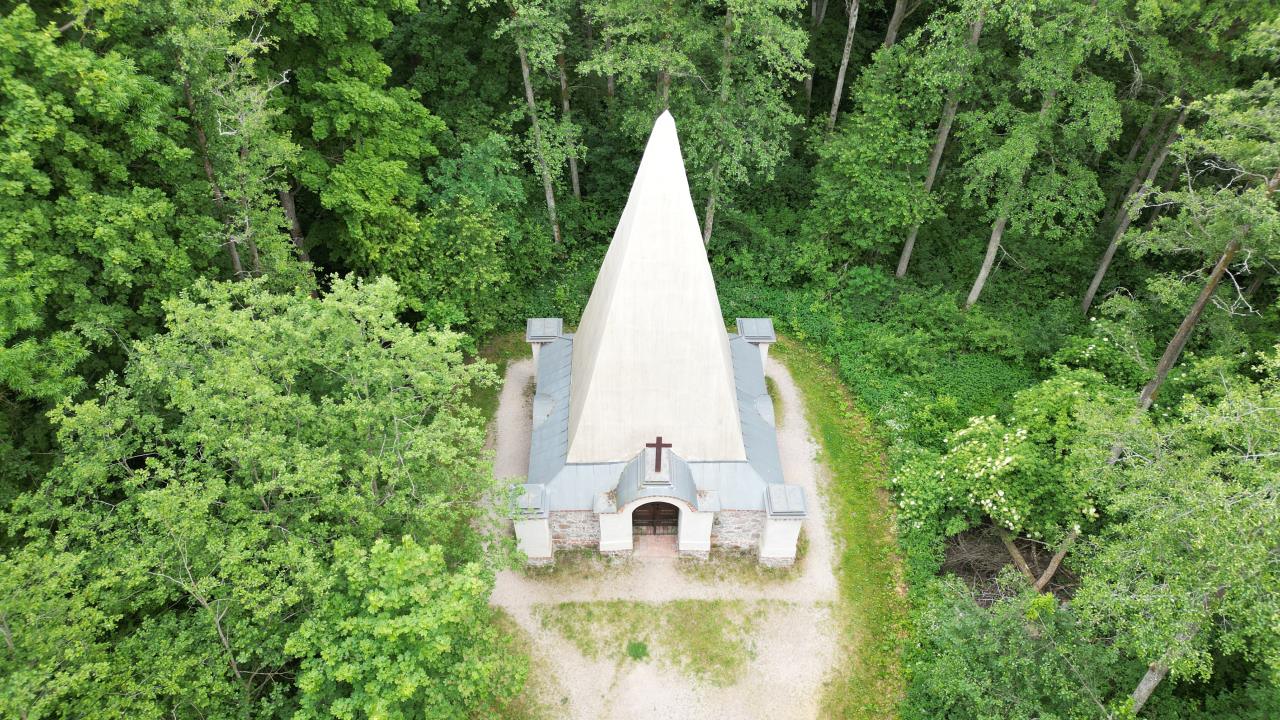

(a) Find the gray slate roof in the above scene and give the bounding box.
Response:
[526,329,786,512]
[525,317,564,342]
[736,317,777,344]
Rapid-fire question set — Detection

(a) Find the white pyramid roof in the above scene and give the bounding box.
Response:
[566,112,746,463]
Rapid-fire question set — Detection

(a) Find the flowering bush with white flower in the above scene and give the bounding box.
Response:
[894,369,1124,548]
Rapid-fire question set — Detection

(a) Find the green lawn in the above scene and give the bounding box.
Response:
[536,599,769,686]
[774,340,907,719]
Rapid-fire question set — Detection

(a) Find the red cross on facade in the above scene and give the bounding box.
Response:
[645,436,673,472]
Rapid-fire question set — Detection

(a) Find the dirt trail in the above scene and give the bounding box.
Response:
[490,357,843,719]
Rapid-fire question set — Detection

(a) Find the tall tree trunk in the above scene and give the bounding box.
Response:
[964,215,1007,308]
[1034,528,1078,592]
[896,11,983,277]
[605,36,616,99]
[183,78,243,276]
[517,43,562,245]
[1137,168,1280,411]
[1103,109,1178,222]
[1124,104,1161,164]
[802,0,830,113]
[1081,104,1189,315]
[883,0,907,47]
[557,52,581,199]
[1131,662,1170,714]
[964,91,1054,309]
[659,66,670,108]
[237,145,262,277]
[703,8,734,245]
[826,0,860,131]
[1137,239,1240,410]
[278,188,311,262]
[1245,268,1267,298]
[1000,526,1079,592]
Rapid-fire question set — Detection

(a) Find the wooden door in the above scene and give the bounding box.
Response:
[632,502,679,535]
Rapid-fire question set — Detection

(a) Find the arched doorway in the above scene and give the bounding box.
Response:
[632,501,679,536]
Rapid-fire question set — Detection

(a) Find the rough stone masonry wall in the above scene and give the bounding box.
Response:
[549,510,599,548]
[711,510,764,552]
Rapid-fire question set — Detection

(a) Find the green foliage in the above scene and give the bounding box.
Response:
[1075,346,1280,688]
[0,5,213,403]
[2,277,513,717]
[289,536,525,720]
[894,370,1125,547]
[4,0,1280,715]
[904,576,1124,720]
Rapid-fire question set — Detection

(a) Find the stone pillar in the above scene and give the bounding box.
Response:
[759,485,806,567]
[758,515,803,567]
[678,509,715,559]
[597,511,632,553]
[736,317,777,370]
[525,317,563,373]
[515,517,553,565]
[513,483,552,565]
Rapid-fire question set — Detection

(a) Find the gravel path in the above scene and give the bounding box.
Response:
[489,356,843,719]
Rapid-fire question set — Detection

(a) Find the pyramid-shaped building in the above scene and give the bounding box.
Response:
[514,112,806,565]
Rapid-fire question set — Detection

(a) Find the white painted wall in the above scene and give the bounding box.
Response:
[598,511,632,552]
[678,508,714,554]
[514,517,552,561]
[759,515,803,564]
[757,342,771,368]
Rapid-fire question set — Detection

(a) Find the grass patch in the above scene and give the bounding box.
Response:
[522,547,633,583]
[765,375,784,426]
[625,640,649,660]
[471,331,532,425]
[536,599,767,686]
[773,339,907,719]
[675,530,807,585]
[492,608,562,720]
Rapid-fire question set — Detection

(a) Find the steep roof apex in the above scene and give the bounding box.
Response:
[565,113,745,463]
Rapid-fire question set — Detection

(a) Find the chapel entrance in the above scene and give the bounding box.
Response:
[632,502,679,536]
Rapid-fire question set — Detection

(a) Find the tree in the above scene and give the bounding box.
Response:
[499,0,572,245]
[882,0,918,49]
[895,3,985,277]
[958,0,1125,308]
[4,277,510,717]
[1076,346,1280,713]
[288,536,526,720]
[826,0,860,131]
[905,577,1123,719]
[1079,102,1188,315]
[807,37,936,269]
[699,0,808,243]
[1128,80,1280,411]
[894,369,1128,590]
[584,0,804,245]
[0,5,221,494]
[267,0,449,271]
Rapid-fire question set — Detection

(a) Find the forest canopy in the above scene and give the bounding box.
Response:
[2,0,1278,717]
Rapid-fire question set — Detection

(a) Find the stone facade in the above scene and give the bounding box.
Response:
[547,509,770,557]
[549,510,599,547]
[710,510,764,551]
